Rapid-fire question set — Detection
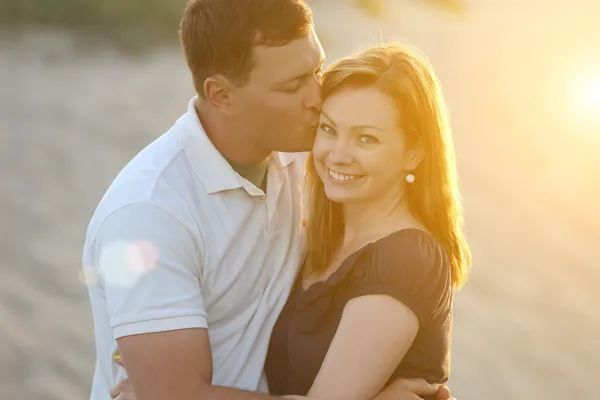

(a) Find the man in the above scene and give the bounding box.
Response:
[84,1,453,399]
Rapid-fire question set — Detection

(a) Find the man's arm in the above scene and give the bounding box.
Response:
[95,202,282,400]
[117,328,280,400]
[113,313,448,400]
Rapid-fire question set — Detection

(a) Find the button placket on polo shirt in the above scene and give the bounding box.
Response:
[264,161,287,241]
[241,182,269,237]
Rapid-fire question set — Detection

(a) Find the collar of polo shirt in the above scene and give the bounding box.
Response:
[175,97,296,196]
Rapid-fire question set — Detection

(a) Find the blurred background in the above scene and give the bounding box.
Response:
[1,0,599,399]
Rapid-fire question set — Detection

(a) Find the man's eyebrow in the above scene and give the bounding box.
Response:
[281,58,325,84]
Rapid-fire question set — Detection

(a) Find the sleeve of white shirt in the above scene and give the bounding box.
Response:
[91,201,207,339]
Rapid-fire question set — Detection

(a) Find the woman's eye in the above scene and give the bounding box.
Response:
[359,135,378,144]
[319,123,335,135]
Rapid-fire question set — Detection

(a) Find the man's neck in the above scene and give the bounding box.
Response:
[194,100,271,165]
[225,156,269,191]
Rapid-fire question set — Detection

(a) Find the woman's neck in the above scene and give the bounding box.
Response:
[341,189,412,245]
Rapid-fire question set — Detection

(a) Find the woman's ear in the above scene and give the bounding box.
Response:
[404,140,425,171]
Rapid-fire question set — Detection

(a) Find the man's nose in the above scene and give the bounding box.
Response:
[305,75,323,112]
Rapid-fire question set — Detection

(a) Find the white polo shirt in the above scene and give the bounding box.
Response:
[83,97,307,400]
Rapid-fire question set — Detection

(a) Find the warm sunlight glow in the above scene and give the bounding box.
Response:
[573,74,600,116]
[579,80,600,111]
[569,71,600,133]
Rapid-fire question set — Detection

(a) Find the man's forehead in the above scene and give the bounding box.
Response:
[251,29,325,82]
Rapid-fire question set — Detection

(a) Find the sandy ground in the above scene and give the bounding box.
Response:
[1,1,599,399]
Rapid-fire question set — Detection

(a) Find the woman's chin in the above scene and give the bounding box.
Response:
[323,187,357,204]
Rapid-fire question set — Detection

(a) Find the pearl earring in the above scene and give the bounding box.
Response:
[405,173,415,183]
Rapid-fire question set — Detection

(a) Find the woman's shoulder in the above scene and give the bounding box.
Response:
[348,228,452,324]
[350,228,451,294]
[369,228,447,268]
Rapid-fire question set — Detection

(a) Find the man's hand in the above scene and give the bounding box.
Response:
[375,378,455,400]
[110,378,135,400]
[435,385,453,400]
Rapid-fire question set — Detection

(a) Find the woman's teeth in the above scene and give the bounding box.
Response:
[329,169,359,181]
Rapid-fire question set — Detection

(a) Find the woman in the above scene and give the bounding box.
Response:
[110,42,469,400]
[264,42,470,400]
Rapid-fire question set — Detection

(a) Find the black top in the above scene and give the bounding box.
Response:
[264,229,453,399]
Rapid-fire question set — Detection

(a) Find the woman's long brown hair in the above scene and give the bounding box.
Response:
[303,42,471,289]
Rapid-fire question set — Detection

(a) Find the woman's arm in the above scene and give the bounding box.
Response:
[303,293,420,400]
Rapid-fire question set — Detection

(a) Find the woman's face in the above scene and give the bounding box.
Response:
[312,86,418,205]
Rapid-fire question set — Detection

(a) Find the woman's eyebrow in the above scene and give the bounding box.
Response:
[321,111,336,126]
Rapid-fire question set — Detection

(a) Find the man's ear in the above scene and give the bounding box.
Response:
[203,75,235,114]
[405,140,425,171]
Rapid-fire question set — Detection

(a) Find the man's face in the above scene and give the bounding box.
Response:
[231,27,325,153]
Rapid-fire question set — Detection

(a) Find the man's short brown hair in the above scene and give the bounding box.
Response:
[179,0,313,97]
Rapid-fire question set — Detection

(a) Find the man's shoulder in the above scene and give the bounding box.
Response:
[92,136,181,210]
[84,132,199,248]
[84,200,178,251]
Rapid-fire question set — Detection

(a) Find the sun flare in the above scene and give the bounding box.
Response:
[573,75,600,115]
[569,71,600,133]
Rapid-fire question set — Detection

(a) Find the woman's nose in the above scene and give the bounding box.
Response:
[327,138,353,164]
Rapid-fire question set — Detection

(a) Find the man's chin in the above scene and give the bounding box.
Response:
[274,141,314,154]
